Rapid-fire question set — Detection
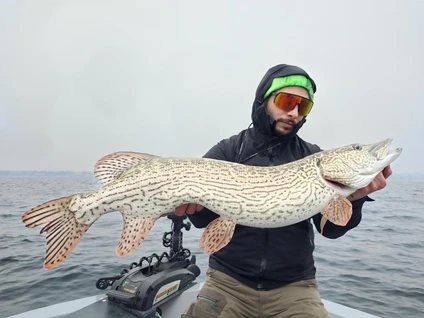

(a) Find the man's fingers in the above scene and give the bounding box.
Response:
[175,203,205,216]
[175,204,188,216]
[185,203,197,214]
[348,188,367,201]
[382,165,392,179]
[376,172,387,190]
[368,172,387,192]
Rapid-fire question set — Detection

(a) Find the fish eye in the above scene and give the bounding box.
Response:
[352,144,362,150]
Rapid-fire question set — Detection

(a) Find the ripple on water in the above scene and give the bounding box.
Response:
[1,176,423,318]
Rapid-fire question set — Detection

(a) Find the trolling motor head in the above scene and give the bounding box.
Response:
[95,211,200,318]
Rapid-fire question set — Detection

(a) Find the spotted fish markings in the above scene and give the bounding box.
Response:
[22,139,402,269]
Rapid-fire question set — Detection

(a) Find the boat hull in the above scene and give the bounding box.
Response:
[8,281,381,318]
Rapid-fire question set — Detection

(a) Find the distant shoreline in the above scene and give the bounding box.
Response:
[0,171,93,177]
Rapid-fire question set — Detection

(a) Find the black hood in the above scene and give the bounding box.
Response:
[251,64,317,139]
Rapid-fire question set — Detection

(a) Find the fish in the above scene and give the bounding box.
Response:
[22,138,402,270]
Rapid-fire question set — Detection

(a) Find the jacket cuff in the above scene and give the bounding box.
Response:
[351,195,374,209]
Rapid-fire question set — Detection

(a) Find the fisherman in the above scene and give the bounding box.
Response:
[176,64,392,318]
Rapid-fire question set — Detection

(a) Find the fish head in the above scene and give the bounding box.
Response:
[318,138,402,190]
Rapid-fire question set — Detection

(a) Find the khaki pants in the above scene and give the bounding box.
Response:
[182,267,329,318]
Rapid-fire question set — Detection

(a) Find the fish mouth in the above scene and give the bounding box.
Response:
[361,138,402,176]
[370,138,392,161]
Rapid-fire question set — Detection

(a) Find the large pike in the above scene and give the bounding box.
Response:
[22,138,402,269]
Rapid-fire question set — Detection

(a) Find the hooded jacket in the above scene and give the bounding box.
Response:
[188,64,368,290]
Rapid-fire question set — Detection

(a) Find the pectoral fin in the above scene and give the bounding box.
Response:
[320,195,353,234]
[116,214,157,256]
[200,217,236,253]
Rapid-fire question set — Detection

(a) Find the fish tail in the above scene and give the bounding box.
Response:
[22,195,90,270]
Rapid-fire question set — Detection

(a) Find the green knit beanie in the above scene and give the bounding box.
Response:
[263,75,314,101]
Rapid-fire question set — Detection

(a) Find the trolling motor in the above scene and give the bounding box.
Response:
[95,212,200,318]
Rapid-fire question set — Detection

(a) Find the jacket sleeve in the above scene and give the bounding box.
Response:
[186,136,239,229]
[312,196,374,238]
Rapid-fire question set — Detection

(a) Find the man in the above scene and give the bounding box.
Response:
[176,64,391,318]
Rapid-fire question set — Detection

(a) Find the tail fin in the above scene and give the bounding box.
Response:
[22,196,90,270]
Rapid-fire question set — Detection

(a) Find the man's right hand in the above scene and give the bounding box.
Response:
[175,204,204,216]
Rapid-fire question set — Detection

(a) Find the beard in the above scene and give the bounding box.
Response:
[272,118,298,137]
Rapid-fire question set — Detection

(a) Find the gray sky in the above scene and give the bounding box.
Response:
[0,0,423,173]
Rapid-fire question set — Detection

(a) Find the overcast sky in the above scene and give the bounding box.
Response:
[0,0,423,174]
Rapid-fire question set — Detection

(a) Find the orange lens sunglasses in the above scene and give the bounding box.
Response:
[271,92,314,116]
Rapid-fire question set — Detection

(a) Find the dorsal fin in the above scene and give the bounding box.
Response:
[94,151,159,185]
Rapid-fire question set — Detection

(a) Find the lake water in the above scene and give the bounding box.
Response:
[0,174,423,317]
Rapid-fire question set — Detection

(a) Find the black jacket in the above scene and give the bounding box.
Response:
[188,64,368,290]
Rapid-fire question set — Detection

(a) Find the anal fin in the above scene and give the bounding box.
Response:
[116,214,157,256]
[200,217,236,253]
[320,195,353,234]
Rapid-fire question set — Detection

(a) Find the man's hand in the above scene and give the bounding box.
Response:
[348,165,393,201]
[175,203,204,216]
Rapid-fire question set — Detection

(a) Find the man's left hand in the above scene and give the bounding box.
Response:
[348,165,393,201]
